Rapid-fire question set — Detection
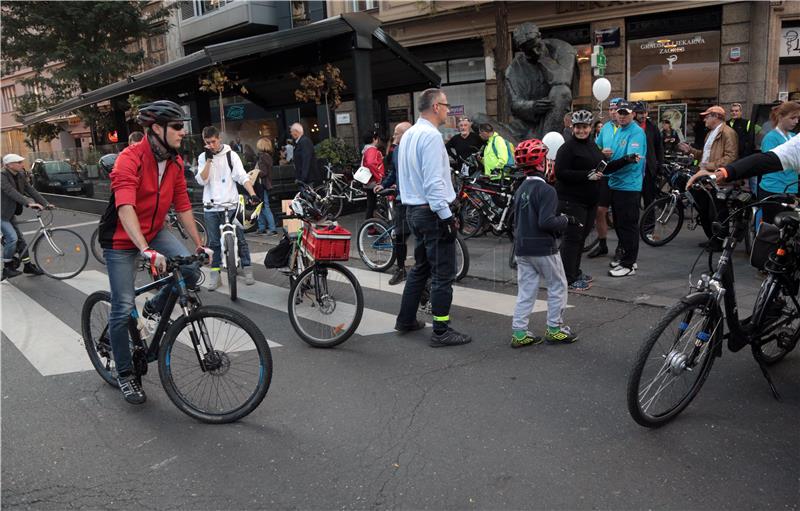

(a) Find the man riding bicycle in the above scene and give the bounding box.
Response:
[97,100,212,405]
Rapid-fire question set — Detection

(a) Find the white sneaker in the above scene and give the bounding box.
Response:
[243,266,255,285]
[609,265,636,277]
[610,261,638,270]
[207,270,222,291]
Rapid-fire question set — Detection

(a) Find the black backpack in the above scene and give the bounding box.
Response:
[264,234,292,268]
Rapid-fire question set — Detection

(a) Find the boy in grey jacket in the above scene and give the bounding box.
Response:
[511,145,579,348]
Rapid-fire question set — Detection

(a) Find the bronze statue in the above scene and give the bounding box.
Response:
[505,23,578,140]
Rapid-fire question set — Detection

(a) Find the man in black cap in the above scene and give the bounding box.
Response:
[633,101,663,208]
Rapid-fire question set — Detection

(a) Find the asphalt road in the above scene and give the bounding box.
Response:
[2,209,798,510]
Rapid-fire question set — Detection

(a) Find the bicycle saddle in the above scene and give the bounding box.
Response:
[377,188,397,197]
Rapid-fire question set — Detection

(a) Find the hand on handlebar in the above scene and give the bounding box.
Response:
[686,169,720,189]
[195,246,214,265]
[28,202,43,210]
[374,184,383,193]
[142,248,167,277]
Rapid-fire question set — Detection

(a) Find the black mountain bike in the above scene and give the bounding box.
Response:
[627,181,798,428]
[81,254,272,423]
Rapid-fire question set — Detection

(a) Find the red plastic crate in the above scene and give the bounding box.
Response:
[302,224,351,261]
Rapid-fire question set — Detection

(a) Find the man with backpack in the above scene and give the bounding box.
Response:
[479,123,515,180]
[196,125,260,290]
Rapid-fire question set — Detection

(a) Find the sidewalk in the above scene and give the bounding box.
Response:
[245,211,765,310]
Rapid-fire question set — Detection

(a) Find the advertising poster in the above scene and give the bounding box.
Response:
[658,103,688,142]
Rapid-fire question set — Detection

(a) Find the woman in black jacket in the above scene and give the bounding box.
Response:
[555,110,639,290]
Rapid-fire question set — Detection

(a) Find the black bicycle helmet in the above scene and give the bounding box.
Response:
[98,153,117,177]
[136,100,191,127]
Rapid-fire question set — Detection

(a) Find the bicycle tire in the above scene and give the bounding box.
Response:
[288,263,364,348]
[627,293,721,428]
[170,215,207,252]
[33,228,88,279]
[455,236,469,281]
[356,219,395,271]
[90,227,105,265]
[224,234,238,301]
[750,275,797,365]
[459,202,485,239]
[744,208,755,255]
[639,195,684,247]
[583,225,599,252]
[158,305,272,423]
[81,291,136,388]
[315,184,344,219]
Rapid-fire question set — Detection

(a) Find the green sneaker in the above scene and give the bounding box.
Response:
[544,325,578,344]
[510,330,543,349]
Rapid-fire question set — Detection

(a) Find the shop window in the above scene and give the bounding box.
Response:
[448,57,485,83]
[627,30,720,102]
[349,0,376,12]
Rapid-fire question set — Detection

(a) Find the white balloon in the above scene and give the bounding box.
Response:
[592,77,611,102]
[542,131,565,160]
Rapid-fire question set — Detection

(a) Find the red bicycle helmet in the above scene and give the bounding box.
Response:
[514,139,547,171]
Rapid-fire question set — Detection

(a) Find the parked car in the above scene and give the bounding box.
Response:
[31,159,94,197]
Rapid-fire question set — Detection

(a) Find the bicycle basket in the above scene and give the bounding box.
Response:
[750,222,779,270]
[302,224,351,261]
[264,235,292,268]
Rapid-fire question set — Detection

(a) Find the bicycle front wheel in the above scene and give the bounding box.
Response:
[459,202,484,239]
[33,228,88,279]
[288,263,364,348]
[225,234,238,301]
[158,305,272,423]
[357,219,395,271]
[627,293,721,428]
[455,236,469,281]
[90,227,105,265]
[639,195,684,247]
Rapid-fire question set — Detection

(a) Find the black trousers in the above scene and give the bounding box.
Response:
[365,188,377,220]
[392,202,410,268]
[690,188,727,240]
[558,200,596,283]
[397,206,456,327]
[610,190,640,267]
[642,166,659,209]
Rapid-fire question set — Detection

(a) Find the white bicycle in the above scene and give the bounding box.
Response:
[204,196,258,301]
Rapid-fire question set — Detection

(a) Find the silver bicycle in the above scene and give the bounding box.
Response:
[2,208,88,279]
[204,195,254,301]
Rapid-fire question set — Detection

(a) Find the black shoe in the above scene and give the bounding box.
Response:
[142,299,160,320]
[395,319,425,333]
[2,267,22,280]
[430,327,472,347]
[586,243,608,258]
[388,267,406,286]
[23,262,44,275]
[117,374,146,405]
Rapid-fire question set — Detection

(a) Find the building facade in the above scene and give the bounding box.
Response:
[327,0,800,144]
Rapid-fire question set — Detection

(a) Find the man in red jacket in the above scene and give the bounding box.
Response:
[98,100,212,405]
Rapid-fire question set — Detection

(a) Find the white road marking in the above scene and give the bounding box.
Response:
[1,283,94,376]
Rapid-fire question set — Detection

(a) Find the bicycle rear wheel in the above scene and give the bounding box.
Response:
[750,275,799,365]
[288,263,363,348]
[356,219,395,271]
[459,202,485,239]
[455,236,469,281]
[639,195,684,247]
[33,228,88,279]
[158,305,272,423]
[627,293,721,428]
[90,227,105,265]
[315,184,344,219]
[225,234,238,301]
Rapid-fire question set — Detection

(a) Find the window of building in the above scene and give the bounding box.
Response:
[418,56,486,138]
[627,30,721,102]
[1,85,17,113]
[350,0,376,12]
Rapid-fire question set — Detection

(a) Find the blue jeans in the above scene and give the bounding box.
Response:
[105,229,200,376]
[1,220,18,262]
[204,210,252,269]
[257,190,277,232]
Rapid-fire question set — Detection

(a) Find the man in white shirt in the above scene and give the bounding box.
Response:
[196,126,260,289]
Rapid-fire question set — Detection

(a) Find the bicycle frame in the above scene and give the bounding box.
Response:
[10,211,67,257]
[324,167,367,203]
[206,197,247,270]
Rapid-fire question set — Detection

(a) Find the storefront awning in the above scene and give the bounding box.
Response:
[22,12,440,126]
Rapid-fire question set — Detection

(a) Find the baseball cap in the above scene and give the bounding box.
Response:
[609,97,624,107]
[632,101,647,113]
[615,101,633,114]
[700,105,726,117]
[2,154,25,165]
